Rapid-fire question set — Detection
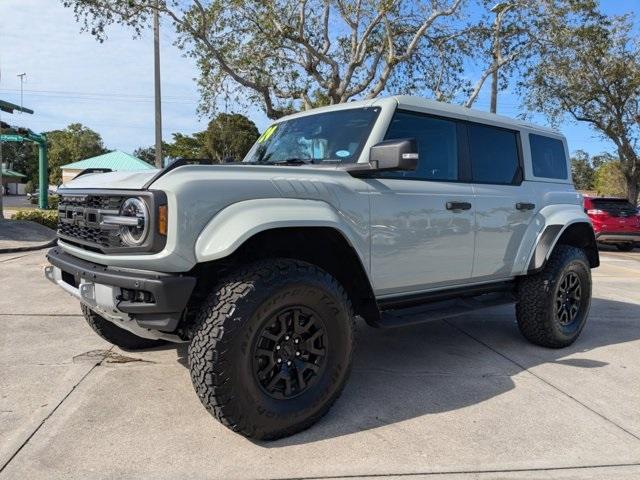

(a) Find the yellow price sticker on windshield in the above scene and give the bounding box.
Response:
[258,124,278,143]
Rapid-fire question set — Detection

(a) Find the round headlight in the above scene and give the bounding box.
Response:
[119,197,149,246]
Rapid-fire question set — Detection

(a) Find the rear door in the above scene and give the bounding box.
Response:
[466,123,536,280]
[367,110,476,296]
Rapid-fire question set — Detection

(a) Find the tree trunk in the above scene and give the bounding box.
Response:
[626,175,639,205]
[490,70,498,114]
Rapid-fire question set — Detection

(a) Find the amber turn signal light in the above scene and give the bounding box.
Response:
[158,205,168,236]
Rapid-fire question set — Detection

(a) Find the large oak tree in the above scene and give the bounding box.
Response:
[524,13,640,203]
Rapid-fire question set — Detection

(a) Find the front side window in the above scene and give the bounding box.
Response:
[243,107,380,164]
[468,124,520,184]
[530,134,568,179]
[383,111,458,180]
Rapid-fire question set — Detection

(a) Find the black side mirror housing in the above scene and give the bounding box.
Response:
[344,138,418,177]
[370,138,419,171]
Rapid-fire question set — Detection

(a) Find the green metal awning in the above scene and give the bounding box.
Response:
[0,168,27,179]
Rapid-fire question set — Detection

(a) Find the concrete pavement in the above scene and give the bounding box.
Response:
[1,249,640,479]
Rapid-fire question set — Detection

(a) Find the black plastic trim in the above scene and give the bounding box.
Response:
[377,280,516,311]
[528,224,563,273]
[46,247,196,316]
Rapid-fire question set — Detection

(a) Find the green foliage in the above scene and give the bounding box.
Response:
[570,150,595,191]
[204,113,259,163]
[62,0,479,119]
[12,209,59,230]
[24,180,35,195]
[594,161,627,198]
[46,123,106,184]
[165,133,208,161]
[134,113,258,164]
[523,10,640,203]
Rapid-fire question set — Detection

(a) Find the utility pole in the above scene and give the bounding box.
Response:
[490,2,514,114]
[153,1,163,168]
[17,73,26,112]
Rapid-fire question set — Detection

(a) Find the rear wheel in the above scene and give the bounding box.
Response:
[516,245,591,348]
[81,304,166,350]
[188,258,355,440]
[616,243,635,252]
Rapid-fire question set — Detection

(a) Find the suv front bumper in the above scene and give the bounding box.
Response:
[44,247,196,341]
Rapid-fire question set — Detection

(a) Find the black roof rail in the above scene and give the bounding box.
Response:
[75,168,112,178]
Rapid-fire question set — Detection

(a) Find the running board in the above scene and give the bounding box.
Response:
[376,291,516,328]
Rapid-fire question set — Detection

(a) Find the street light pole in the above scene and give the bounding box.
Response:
[153,1,163,168]
[490,2,515,114]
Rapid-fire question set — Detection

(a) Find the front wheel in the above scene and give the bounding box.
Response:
[188,258,355,440]
[516,245,592,348]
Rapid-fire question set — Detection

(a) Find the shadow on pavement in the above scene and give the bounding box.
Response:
[167,297,640,447]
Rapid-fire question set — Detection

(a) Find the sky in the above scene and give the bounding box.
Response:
[0,0,637,157]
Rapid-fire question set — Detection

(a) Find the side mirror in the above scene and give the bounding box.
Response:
[369,138,418,172]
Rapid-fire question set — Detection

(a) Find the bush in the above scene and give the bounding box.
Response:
[48,195,59,210]
[12,209,59,230]
[25,180,35,195]
[28,195,59,210]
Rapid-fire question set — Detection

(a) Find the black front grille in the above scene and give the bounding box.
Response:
[57,194,125,251]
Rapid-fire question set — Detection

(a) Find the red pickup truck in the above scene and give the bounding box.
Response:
[583,196,640,251]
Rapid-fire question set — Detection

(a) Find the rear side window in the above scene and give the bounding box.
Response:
[530,134,568,179]
[383,111,458,181]
[468,124,520,184]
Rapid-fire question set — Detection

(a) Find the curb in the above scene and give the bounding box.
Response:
[0,238,57,254]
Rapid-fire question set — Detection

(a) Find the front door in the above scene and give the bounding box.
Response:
[368,110,476,297]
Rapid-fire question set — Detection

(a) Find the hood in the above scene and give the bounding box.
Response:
[60,169,160,191]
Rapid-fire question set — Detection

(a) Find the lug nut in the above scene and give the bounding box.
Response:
[294,338,299,344]
[285,335,290,340]
[295,351,300,356]
[277,358,282,363]
[276,345,281,350]
[286,361,292,366]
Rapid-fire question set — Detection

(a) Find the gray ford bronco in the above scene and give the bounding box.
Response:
[45,96,599,440]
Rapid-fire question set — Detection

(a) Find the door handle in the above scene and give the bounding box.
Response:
[446,201,472,211]
[516,202,535,211]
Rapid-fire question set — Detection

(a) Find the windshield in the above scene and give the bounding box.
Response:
[243,107,380,164]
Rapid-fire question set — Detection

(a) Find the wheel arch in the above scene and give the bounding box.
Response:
[528,221,599,273]
[193,199,379,326]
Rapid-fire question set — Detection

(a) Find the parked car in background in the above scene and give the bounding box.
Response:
[583,196,640,251]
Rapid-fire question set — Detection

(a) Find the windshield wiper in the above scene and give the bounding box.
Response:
[271,158,313,166]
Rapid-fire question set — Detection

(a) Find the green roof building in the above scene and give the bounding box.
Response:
[61,150,154,183]
[1,164,27,195]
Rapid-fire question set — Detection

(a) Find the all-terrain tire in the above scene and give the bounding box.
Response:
[188,258,355,440]
[81,304,166,350]
[615,243,635,252]
[516,245,592,348]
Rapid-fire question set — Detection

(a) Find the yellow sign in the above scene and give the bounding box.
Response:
[258,124,278,143]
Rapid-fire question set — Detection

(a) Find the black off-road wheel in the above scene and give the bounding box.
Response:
[615,243,635,252]
[516,245,592,348]
[188,258,355,440]
[81,304,166,350]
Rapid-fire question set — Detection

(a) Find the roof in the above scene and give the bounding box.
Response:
[60,150,153,171]
[0,167,27,179]
[278,95,559,136]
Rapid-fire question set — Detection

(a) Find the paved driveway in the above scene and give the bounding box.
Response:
[1,249,640,479]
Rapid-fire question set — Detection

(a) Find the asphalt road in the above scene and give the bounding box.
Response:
[1,249,640,479]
